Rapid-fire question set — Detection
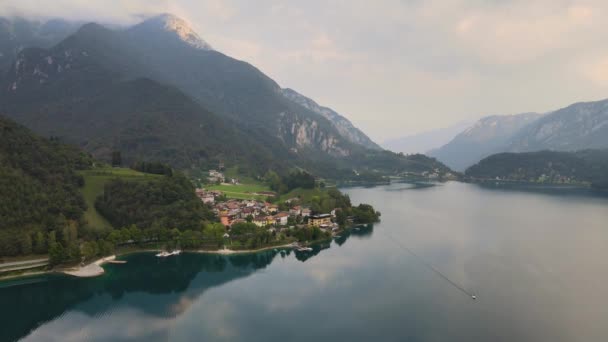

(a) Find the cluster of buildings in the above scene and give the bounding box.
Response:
[198,195,339,231]
[207,170,239,185]
[195,188,221,204]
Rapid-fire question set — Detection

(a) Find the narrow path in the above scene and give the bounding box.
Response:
[0,258,49,268]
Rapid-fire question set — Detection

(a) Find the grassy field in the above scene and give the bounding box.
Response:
[207,183,274,200]
[278,188,325,203]
[79,167,161,230]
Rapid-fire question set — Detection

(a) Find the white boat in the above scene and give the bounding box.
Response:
[156,250,181,257]
[297,247,313,252]
[471,295,477,300]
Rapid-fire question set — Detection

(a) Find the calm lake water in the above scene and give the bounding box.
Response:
[2,182,608,342]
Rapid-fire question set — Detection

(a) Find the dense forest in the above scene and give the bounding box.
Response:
[0,116,92,257]
[465,149,608,189]
[95,173,215,230]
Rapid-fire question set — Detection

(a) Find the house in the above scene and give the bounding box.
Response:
[301,208,311,217]
[308,214,332,227]
[264,203,279,214]
[274,212,290,226]
[220,214,232,227]
[285,197,300,205]
[289,206,302,217]
[208,169,225,183]
[253,216,268,227]
[201,194,214,204]
[266,216,276,226]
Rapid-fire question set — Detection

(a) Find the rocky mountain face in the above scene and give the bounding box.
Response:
[281,88,381,150]
[123,14,362,158]
[0,14,448,176]
[508,99,608,152]
[429,113,542,171]
[0,17,80,71]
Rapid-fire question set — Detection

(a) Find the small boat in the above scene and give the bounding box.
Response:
[156,250,181,258]
[156,251,171,257]
[334,235,341,238]
[471,295,477,300]
[296,247,313,252]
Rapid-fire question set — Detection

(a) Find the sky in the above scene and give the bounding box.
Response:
[3,0,608,142]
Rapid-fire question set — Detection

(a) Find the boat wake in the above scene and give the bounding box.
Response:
[381,229,477,300]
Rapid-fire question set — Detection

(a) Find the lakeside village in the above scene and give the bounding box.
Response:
[196,192,340,237]
[196,170,361,243]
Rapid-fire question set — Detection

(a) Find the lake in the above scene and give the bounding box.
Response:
[1,182,608,342]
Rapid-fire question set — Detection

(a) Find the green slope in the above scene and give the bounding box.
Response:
[79,167,161,230]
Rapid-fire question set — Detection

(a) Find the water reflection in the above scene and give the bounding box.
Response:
[0,227,372,342]
[3,182,607,341]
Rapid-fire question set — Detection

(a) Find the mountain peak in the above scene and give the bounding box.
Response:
[143,13,212,50]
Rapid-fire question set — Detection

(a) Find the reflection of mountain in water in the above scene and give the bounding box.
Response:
[0,252,273,341]
[0,229,373,341]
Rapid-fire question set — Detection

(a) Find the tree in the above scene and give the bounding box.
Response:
[81,241,98,260]
[48,242,66,265]
[111,151,122,167]
[34,231,46,254]
[18,232,32,255]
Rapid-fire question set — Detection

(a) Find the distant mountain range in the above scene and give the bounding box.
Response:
[382,120,473,155]
[0,14,446,177]
[430,98,608,171]
[429,113,542,171]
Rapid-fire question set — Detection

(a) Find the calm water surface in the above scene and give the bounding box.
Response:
[1,182,608,342]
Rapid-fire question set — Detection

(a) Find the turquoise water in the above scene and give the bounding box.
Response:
[2,182,608,341]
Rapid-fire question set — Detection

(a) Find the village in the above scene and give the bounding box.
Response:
[196,169,343,235]
[196,187,340,233]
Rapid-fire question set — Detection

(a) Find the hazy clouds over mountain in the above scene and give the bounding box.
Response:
[4,0,608,142]
[383,120,473,155]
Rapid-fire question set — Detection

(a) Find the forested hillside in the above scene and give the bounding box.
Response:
[465,149,608,189]
[95,173,214,230]
[0,116,92,256]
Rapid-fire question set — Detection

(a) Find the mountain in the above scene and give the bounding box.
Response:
[0,17,80,70]
[465,149,608,189]
[124,14,357,158]
[0,23,291,173]
[383,120,473,155]
[429,113,542,171]
[507,99,608,152]
[0,14,448,177]
[280,88,381,150]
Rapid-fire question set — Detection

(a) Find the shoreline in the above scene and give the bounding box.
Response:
[0,224,374,282]
[0,244,299,282]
